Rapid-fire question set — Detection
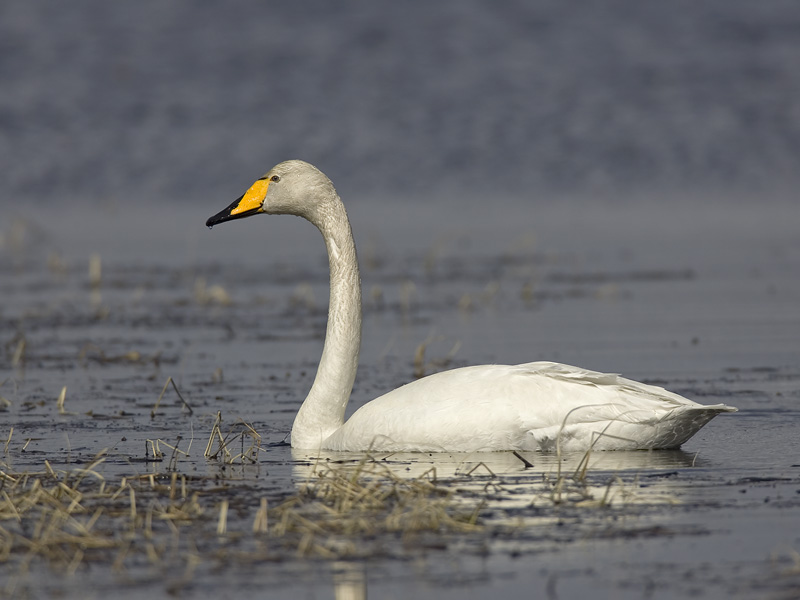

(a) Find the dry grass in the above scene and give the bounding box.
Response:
[150,376,194,418]
[0,448,487,595]
[0,451,204,593]
[269,456,483,559]
[203,412,262,464]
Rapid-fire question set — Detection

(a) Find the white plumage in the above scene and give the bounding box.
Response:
[206,159,736,453]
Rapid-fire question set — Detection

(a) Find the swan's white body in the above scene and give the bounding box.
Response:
[323,362,733,452]
[206,160,736,453]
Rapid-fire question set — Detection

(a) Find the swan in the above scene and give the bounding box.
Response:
[206,160,736,452]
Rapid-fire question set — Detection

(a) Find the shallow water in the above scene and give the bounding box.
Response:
[2,196,799,599]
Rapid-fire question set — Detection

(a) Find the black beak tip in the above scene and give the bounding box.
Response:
[206,194,246,229]
[205,213,225,229]
[206,194,262,230]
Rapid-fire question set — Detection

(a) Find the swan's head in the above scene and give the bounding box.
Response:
[206,160,336,228]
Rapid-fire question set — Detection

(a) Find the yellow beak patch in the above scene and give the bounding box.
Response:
[231,179,270,216]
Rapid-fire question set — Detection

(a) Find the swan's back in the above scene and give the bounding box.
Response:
[323,362,736,452]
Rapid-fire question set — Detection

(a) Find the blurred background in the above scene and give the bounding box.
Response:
[3,0,800,208]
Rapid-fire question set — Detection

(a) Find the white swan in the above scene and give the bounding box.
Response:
[206,160,736,452]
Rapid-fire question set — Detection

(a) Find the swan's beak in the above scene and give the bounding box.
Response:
[206,178,270,228]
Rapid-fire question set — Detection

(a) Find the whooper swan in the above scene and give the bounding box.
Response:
[206,160,736,452]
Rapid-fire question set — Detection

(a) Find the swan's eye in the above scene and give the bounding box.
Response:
[270,175,281,183]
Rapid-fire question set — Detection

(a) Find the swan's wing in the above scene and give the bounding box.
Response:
[515,361,736,449]
[518,361,735,413]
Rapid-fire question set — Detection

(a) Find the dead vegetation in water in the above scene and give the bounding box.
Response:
[2,426,485,581]
[77,343,165,369]
[203,411,262,464]
[268,457,483,559]
[0,451,488,596]
[0,454,209,595]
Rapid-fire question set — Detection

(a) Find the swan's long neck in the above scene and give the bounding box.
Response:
[290,194,362,448]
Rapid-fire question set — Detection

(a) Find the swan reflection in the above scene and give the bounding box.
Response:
[292,447,699,479]
[332,562,366,600]
[290,447,700,512]
[288,448,701,599]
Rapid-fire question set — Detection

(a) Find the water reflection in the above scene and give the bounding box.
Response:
[332,562,367,600]
[290,448,701,515]
[291,448,700,480]
[290,449,701,600]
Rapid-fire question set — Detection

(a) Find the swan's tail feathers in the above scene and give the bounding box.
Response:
[691,403,738,414]
[653,403,738,449]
